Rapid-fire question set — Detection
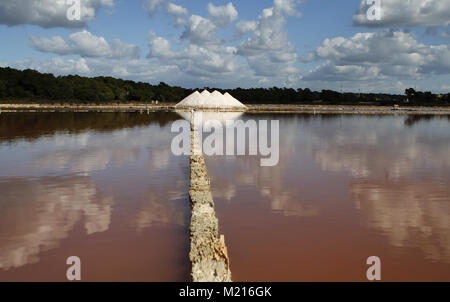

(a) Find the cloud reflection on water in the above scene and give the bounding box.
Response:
[0,177,113,270]
[306,115,450,262]
[205,116,321,217]
[0,117,189,271]
[351,181,450,263]
[207,114,450,262]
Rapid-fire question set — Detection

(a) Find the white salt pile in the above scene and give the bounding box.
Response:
[176,111,244,125]
[175,90,247,110]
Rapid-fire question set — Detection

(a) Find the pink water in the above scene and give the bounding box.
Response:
[205,114,450,281]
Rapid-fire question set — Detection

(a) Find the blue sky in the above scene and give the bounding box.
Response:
[0,0,449,93]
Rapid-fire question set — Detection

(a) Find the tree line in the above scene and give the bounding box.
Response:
[0,67,449,106]
[0,67,189,104]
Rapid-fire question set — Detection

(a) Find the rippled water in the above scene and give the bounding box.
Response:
[0,112,449,281]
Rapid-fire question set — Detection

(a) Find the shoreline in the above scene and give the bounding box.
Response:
[1,103,450,115]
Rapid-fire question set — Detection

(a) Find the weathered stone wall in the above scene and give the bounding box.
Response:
[189,127,232,282]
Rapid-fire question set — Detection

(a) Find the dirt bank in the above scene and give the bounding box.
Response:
[2,103,450,115]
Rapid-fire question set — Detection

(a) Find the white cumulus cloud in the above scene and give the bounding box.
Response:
[148,32,237,75]
[303,30,450,82]
[0,0,114,28]
[207,2,238,27]
[29,30,141,59]
[167,3,187,16]
[180,14,219,45]
[353,0,450,28]
[236,0,301,78]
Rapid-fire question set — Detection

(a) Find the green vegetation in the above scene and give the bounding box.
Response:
[0,67,449,106]
[0,67,190,104]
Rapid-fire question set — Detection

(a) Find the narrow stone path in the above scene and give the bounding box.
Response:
[188,120,232,282]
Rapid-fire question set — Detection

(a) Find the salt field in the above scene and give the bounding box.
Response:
[1,0,450,294]
[0,112,449,281]
[0,112,190,281]
[204,113,450,281]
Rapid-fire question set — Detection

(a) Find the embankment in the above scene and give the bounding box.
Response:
[189,124,232,282]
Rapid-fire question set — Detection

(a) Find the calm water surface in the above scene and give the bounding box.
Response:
[0,112,449,281]
[0,112,190,281]
[205,114,450,281]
